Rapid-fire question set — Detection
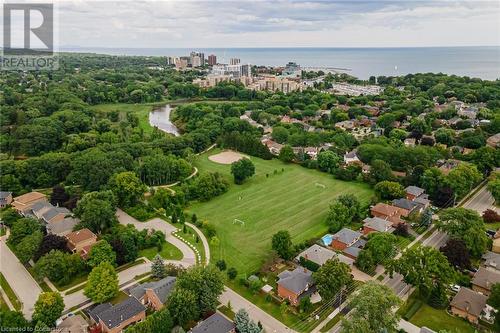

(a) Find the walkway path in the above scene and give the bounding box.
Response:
[0,235,42,320]
[186,222,210,265]
[116,209,196,266]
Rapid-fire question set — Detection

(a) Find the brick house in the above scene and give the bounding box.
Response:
[471,267,500,296]
[405,186,425,201]
[88,297,146,333]
[330,228,362,251]
[65,228,98,257]
[450,287,488,324]
[392,198,421,217]
[277,267,314,305]
[129,276,176,311]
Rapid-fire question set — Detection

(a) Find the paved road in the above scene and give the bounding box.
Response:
[0,236,42,319]
[461,185,498,214]
[220,286,297,333]
[116,209,196,266]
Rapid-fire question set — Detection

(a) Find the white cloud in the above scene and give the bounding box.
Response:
[51,0,500,48]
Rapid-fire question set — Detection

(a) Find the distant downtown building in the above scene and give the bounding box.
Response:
[208,54,217,66]
[229,58,240,65]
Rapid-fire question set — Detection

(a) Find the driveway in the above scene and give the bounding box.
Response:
[116,209,196,266]
[0,236,42,319]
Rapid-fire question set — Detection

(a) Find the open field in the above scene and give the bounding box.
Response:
[90,103,161,135]
[189,149,374,275]
[138,241,183,261]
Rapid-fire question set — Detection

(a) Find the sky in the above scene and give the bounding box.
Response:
[5,0,500,48]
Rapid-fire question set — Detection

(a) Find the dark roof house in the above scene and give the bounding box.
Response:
[129,276,176,305]
[189,313,235,333]
[332,228,362,246]
[89,297,146,331]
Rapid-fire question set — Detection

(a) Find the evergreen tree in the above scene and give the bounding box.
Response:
[151,254,166,279]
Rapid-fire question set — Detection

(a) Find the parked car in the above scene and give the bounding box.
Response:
[450,284,461,292]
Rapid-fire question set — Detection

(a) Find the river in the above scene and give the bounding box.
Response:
[149,104,180,136]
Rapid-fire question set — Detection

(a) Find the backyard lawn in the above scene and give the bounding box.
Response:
[410,303,477,333]
[189,149,374,275]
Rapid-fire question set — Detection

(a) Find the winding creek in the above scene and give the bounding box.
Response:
[149,104,180,136]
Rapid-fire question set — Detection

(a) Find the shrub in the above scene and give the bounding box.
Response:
[403,300,422,320]
[483,209,500,223]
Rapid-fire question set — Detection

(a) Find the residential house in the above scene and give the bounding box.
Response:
[404,138,416,147]
[189,313,235,333]
[362,217,395,235]
[437,159,460,175]
[450,287,488,324]
[330,228,362,251]
[0,191,12,208]
[370,203,403,226]
[342,238,367,260]
[46,217,80,236]
[261,138,283,155]
[277,266,314,305]
[392,198,421,217]
[493,234,500,254]
[487,133,500,148]
[129,276,176,311]
[482,251,500,272]
[413,196,431,210]
[335,120,356,131]
[405,186,425,201]
[343,150,361,165]
[88,297,146,333]
[53,314,89,333]
[65,228,98,258]
[11,191,47,214]
[471,267,500,296]
[295,244,354,267]
[458,107,478,119]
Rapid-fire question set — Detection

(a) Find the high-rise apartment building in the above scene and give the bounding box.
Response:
[208,54,217,66]
[229,58,240,65]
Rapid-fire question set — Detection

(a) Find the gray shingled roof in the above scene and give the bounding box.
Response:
[405,186,425,197]
[392,198,418,211]
[482,251,500,269]
[472,267,500,290]
[189,313,235,333]
[46,217,79,235]
[42,206,70,222]
[343,246,362,258]
[129,276,176,304]
[92,297,145,329]
[295,244,354,267]
[332,228,362,245]
[450,287,487,317]
[30,201,51,213]
[277,267,314,294]
[363,217,394,233]
[0,191,12,199]
[88,303,112,323]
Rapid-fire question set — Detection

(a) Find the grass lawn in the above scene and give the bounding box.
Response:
[0,294,10,311]
[189,149,374,275]
[110,291,129,305]
[410,303,477,333]
[0,273,22,311]
[218,305,236,320]
[90,103,163,135]
[320,314,344,333]
[138,241,183,261]
[400,290,477,333]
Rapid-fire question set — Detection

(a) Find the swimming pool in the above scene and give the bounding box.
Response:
[321,234,333,246]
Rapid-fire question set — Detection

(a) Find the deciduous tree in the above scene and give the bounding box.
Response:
[314,258,352,301]
[271,230,294,260]
[340,282,401,333]
[84,262,119,303]
[32,292,64,327]
[87,240,116,268]
[231,158,255,184]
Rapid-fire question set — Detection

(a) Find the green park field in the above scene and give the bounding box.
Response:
[189,149,374,275]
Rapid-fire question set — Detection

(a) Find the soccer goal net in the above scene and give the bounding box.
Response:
[315,183,326,189]
[233,219,245,226]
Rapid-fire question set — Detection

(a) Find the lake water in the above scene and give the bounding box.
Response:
[149,105,180,136]
[63,46,500,80]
